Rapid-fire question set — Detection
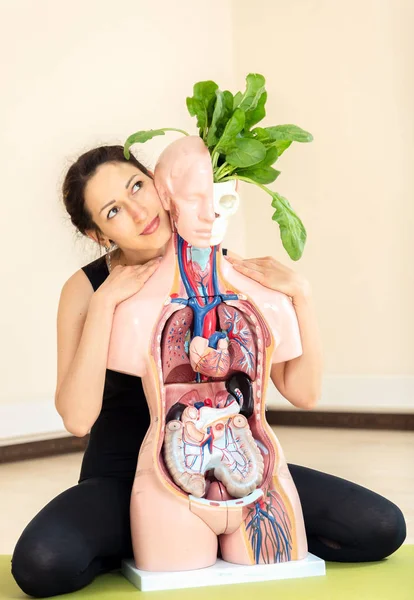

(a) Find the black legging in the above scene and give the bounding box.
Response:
[11,465,406,598]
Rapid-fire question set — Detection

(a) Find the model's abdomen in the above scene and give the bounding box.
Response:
[154,298,275,501]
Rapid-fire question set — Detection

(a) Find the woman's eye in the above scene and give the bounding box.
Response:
[106,180,142,219]
[107,206,119,219]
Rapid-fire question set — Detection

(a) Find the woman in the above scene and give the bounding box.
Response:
[11,146,406,598]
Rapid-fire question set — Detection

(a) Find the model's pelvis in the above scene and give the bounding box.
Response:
[130,290,306,572]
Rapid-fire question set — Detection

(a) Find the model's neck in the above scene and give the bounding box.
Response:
[175,234,220,300]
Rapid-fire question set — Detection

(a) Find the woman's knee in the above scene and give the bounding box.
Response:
[11,529,94,597]
[371,500,407,559]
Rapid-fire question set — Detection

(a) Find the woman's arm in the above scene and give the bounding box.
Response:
[270,285,323,409]
[225,254,323,410]
[55,259,162,437]
[55,272,115,437]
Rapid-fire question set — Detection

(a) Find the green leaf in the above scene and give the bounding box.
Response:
[259,145,280,167]
[186,97,197,117]
[207,90,234,148]
[237,165,280,184]
[225,138,266,168]
[251,127,271,143]
[124,129,166,159]
[270,140,292,158]
[186,80,219,135]
[215,108,245,154]
[221,91,234,129]
[207,91,224,147]
[233,91,243,110]
[223,91,234,110]
[238,73,266,112]
[271,191,307,261]
[193,81,218,103]
[206,97,217,131]
[236,146,281,181]
[244,91,267,130]
[186,97,208,131]
[250,128,293,157]
[264,124,313,143]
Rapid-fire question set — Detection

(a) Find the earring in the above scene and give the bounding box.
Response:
[105,241,117,252]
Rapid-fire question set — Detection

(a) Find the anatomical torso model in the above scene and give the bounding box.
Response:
[107,136,308,571]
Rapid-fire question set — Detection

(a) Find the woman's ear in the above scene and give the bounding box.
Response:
[85,230,98,244]
[86,229,105,247]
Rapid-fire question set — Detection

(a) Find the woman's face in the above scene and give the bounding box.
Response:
[84,161,172,252]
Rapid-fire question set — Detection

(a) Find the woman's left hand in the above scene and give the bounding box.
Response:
[225,254,310,300]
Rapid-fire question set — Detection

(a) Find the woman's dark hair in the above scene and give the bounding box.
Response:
[62,145,151,246]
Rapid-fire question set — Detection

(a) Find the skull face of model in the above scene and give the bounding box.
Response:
[154,136,238,248]
[210,179,240,246]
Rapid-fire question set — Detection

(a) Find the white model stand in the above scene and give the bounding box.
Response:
[122,553,326,592]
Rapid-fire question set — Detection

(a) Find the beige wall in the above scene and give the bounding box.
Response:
[0,0,242,413]
[1,0,413,436]
[234,0,414,380]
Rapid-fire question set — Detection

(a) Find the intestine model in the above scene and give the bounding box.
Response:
[107,136,307,572]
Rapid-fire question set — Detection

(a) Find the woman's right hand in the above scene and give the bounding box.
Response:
[93,257,162,310]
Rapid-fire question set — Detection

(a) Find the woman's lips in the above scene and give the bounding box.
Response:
[141,215,160,235]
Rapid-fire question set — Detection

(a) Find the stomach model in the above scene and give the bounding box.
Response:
[138,236,307,568]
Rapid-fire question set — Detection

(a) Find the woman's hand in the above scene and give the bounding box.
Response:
[93,257,163,310]
[225,254,310,301]
[226,250,322,409]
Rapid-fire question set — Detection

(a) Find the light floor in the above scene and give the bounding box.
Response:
[1,427,413,554]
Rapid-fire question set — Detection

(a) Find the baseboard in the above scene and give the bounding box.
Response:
[1,376,412,463]
[266,375,414,413]
[2,376,413,444]
[266,410,414,430]
[0,434,89,464]
[0,401,68,446]
[1,408,413,464]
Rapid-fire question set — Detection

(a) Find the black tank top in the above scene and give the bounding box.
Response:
[78,255,150,482]
[78,248,229,483]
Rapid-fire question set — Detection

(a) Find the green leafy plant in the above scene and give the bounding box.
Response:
[124,73,313,260]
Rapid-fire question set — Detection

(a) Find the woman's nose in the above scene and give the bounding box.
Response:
[127,200,148,222]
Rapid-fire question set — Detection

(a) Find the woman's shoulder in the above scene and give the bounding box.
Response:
[81,253,108,272]
[60,255,108,299]
[80,254,109,292]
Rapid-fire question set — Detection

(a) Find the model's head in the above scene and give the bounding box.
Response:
[62,145,172,255]
[154,136,216,248]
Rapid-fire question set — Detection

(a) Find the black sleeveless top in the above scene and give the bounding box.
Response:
[78,248,228,483]
[78,255,150,482]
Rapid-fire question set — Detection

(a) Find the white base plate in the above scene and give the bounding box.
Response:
[121,553,326,592]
